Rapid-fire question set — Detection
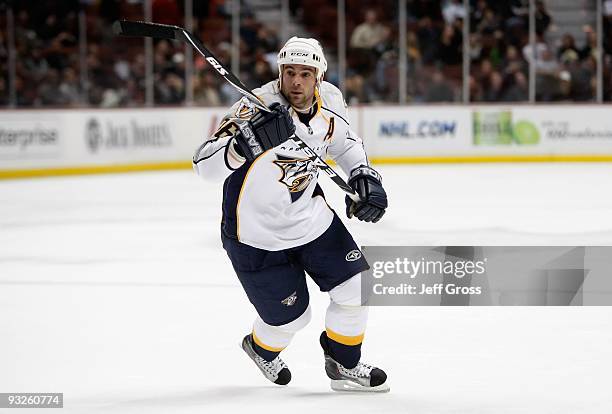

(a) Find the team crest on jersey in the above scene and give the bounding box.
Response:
[234,97,257,120]
[273,155,318,193]
[281,291,298,306]
[345,250,362,262]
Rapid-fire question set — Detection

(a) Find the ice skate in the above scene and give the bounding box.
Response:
[320,332,390,393]
[241,334,291,385]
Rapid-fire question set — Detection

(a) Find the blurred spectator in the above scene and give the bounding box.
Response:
[482,70,503,102]
[534,0,551,35]
[155,71,185,104]
[502,45,527,77]
[346,7,393,87]
[442,0,466,25]
[194,72,222,106]
[406,30,422,64]
[0,77,8,107]
[522,33,548,66]
[350,9,388,50]
[251,58,275,87]
[220,82,242,105]
[344,73,367,104]
[578,25,598,61]
[569,56,596,101]
[438,24,462,65]
[256,26,279,55]
[37,69,64,105]
[558,70,572,101]
[558,33,579,63]
[58,67,81,105]
[536,47,559,75]
[476,8,501,34]
[416,16,440,65]
[502,71,528,101]
[240,13,259,49]
[535,47,560,101]
[425,70,455,102]
[468,75,482,101]
[509,0,529,18]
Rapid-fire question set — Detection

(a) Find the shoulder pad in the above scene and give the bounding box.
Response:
[319,81,349,124]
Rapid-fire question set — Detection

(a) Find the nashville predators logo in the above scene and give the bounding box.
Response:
[281,291,298,306]
[273,155,318,193]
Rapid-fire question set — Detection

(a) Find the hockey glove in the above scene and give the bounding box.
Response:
[233,102,295,161]
[345,166,388,223]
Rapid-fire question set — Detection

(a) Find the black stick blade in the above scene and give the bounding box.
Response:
[113,20,178,40]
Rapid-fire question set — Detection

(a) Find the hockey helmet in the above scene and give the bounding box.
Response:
[277,36,327,84]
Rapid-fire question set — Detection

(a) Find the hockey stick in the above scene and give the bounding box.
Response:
[113,20,359,201]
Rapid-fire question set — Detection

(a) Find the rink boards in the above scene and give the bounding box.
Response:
[1,104,612,178]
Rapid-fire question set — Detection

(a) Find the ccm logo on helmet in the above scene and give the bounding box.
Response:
[206,57,228,76]
[290,52,309,56]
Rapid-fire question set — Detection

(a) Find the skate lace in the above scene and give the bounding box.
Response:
[257,355,287,376]
[340,362,374,379]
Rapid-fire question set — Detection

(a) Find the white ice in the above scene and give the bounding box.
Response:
[1,164,611,413]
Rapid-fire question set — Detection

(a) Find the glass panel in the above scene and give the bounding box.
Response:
[237,12,280,92]
[288,0,340,90]
[189,2,231,106]
[344,0,400,103]
[84,0,145,107]
[536,0,598,102]
[191,2,280,106]
[469,1,529,103]
[10,0,83,107]
[604,0,612,101]
[0,5,8,107]
[403,0,463,104]
[151,0,185,105]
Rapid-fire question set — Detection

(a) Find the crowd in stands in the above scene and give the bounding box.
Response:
[1,0,611,107]
[297,0,611,103]
[0,0,278,107]
[468,0,607,102]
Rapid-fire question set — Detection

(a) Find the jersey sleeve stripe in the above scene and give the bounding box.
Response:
[321,106,349,126]
[193,143,228,164]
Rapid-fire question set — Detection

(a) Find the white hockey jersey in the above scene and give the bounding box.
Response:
[193,81,368,251]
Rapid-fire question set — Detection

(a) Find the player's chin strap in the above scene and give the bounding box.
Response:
[293,86,321,114]
[278,79,321,115]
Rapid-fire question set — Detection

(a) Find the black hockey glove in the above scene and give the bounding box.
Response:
[345,166,388,223]
[233,102,295,161]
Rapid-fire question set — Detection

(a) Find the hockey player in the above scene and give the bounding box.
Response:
[193,36,389,392]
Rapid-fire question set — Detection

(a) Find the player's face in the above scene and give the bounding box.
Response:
[281,64,317,109]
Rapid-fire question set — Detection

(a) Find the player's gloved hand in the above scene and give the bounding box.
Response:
[233,102,295,161]
[345,166,388,223]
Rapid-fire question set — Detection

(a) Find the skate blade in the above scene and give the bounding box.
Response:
[330,379,390,393]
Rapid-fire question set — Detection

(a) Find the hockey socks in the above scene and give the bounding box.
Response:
[321,330,362,368]
[251,335,281,362]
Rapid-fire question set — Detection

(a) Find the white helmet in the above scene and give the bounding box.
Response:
[277,36,327,84]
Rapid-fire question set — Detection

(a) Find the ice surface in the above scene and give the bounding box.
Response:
[1,164,611,413]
